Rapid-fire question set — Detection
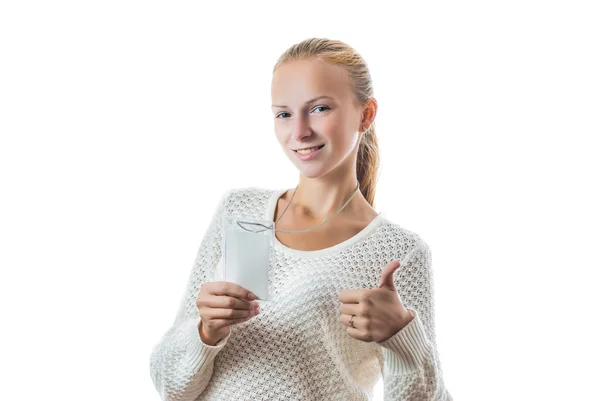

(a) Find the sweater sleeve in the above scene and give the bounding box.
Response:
[149,189,235,401]
[376,241,453,401]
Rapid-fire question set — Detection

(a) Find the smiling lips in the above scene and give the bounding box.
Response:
[294,143,324,150]
[293,144,325,160]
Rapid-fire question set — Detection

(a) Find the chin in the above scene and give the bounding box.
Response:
[295,163,330,179]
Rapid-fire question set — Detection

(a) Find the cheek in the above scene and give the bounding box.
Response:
[328,130,356,154]
[320,116,353,144]
[274,130,287,146]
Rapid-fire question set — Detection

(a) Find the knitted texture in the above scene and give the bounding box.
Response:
[149,187,452,401]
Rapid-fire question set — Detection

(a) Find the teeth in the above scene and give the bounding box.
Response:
[297,146,321,154]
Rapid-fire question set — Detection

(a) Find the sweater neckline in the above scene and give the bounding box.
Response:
[264,188,386,257]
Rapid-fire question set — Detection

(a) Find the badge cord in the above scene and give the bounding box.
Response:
[236,180,369,234]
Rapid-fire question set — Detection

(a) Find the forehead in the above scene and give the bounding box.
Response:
[271,59,352,106]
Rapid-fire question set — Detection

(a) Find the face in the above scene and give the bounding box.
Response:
[271,58,368,178]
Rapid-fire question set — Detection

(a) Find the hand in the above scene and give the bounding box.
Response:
[196,281,260,345]
[338,260,414,343]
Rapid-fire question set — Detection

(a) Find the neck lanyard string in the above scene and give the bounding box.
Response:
[236,180,360,234]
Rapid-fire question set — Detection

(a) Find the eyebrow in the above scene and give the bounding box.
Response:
[271,95,334,108]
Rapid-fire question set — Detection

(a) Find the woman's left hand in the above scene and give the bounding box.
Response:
[338,260,414,343]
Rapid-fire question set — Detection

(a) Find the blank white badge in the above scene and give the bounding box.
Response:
[222,215,273,301]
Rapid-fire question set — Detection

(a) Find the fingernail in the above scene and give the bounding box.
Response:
[248,292,255,300]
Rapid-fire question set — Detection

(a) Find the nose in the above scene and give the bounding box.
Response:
[291,116,313,142]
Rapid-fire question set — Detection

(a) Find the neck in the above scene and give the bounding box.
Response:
[287,174,364,220]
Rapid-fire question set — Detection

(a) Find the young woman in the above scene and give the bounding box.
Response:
[150,37,453,401]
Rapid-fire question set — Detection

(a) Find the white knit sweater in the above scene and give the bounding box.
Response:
[149,187,452,401]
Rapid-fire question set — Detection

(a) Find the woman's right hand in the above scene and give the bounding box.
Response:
[196,281,260,345]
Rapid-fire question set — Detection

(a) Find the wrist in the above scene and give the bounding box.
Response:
[398,308,415,330]
[198,320,220,346]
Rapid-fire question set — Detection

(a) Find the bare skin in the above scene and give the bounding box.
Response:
[196,281,261,346]
[273,188,380,252]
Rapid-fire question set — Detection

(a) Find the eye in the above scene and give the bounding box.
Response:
[313,105,330,113]
[275,106,330,119]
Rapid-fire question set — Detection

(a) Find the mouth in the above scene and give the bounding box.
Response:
[293,144,325,153]
[293,144,325,161]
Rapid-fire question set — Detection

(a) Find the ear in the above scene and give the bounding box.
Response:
[360,97,378,131]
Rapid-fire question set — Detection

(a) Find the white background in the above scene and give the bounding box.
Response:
[1,1,598,400]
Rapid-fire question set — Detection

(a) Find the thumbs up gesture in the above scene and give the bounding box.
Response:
[338,260,414,343]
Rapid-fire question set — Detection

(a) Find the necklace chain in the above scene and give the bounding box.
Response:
[273,180,360,234]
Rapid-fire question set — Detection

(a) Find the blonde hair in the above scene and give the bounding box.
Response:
[273,37,381,207]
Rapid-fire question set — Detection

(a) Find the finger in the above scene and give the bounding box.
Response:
[203,295,259,310]
[339,313,364,329]
[338,289,367,303]
[345,325,367,341]
[339,302,362,316]
[212,315,256,329]
[203,305,260,320]
[209,281,257,301]
[378,260,401,290]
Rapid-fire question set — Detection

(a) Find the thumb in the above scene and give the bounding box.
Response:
[378,260,401,290]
